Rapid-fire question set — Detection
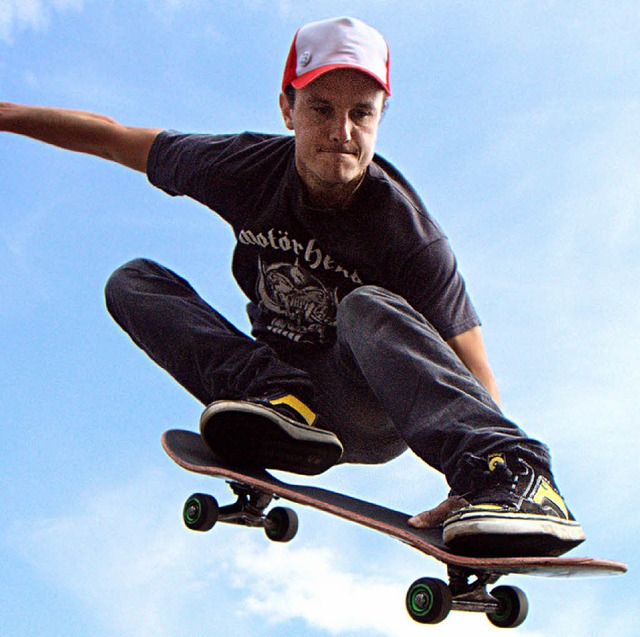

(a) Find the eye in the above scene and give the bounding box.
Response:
[352,109,374,122]
[312,105,332,117]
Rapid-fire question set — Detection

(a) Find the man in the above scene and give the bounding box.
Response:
[0,17,585,557]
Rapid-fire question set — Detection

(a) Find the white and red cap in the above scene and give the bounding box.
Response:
[282,17,391,95]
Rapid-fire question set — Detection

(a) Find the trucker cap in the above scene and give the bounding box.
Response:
[282,17,391,95]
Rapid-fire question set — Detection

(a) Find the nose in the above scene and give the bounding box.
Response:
[328,112,352,143]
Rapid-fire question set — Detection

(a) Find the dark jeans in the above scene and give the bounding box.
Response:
[105,258,551,493]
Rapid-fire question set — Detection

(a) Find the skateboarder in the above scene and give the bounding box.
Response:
[1,17,585,556]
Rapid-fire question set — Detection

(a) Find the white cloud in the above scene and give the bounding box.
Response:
[7,470,203,637]
[232,540,549,637]
[7,467,432,636]
[6,466,621,637]
[0,0,85,43]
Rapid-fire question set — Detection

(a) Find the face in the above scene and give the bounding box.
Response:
[280,68,386,208]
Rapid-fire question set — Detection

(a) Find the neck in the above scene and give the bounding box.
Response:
[304,174,366,210]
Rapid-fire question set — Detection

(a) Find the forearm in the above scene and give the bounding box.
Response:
[470,364,501,406]
[0,102,161,172]
[447,326,501,407]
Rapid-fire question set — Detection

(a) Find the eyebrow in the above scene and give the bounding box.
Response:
[305,95,380,111]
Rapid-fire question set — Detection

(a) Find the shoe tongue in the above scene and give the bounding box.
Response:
[487,453,514,480]
[488,452,506,469]
[463,453,517,504]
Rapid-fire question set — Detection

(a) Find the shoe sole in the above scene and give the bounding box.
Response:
[200,400,343,476]
[443,509,586,557]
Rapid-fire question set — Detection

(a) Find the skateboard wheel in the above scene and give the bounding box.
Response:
[183,493,219,532]
[487,585,529,628]
[264,507,299,542]
[405,577,452,624]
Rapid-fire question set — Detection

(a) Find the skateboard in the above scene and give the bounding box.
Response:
[162,429,627,628]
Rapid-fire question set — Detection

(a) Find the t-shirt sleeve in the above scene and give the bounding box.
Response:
[146,130,247,224]
[146,131,295,230]
[399,237,481,340]
[366,160,480,341]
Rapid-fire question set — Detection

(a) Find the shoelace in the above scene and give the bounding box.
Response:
[457,454,524,504]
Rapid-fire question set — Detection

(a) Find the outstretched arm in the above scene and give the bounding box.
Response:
[0,102,162,172]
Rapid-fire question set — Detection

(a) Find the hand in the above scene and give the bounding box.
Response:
[407,495,468,529]
[0,101,20,131]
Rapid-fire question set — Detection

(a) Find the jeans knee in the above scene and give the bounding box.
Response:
[339,285,394,315]
[104,258,156,304]
[337,285,388,330]
[337,285,433,341]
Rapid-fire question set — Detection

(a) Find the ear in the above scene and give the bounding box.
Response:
[279,92,295,131]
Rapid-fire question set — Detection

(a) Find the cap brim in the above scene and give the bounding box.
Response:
[290,64,391,95]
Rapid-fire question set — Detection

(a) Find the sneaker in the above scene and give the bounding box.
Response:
[200,394,343,475]
[443,453,586,557]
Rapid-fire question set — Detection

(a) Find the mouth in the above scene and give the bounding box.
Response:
[319,147,358,157]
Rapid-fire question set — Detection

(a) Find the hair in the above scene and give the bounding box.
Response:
[283,84,297,107]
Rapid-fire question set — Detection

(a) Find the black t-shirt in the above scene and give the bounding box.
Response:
[147,131,480,345]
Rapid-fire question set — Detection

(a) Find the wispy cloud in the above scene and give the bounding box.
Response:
[0,0,86,44]
[7,469,231,637]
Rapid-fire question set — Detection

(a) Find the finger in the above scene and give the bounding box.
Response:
[407,495,469,529]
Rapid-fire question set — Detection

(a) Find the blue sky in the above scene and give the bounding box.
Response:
[1,1,638,635]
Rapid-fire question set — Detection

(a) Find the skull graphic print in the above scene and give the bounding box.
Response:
[256,258,339,343]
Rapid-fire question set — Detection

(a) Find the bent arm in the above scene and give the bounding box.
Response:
[0,102,162,172]
[447,326,501,406]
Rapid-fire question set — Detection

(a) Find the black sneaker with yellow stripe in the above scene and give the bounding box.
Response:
[443,453,585,557]
[200,394,343,475]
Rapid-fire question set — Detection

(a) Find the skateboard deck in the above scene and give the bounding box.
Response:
[162,429,627,627]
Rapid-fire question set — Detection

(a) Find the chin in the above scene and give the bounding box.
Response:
[322,163,363,184]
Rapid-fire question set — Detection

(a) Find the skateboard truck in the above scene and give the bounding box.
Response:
[448,566,501,609]
[182,481,299,543]
[406,566,529,627]
[217,481,275,527]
